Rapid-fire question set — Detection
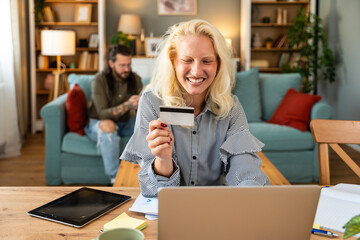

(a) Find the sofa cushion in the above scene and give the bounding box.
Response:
[65,84,87,135]
[259,73,301,121]
[249,122,314,151]
[62,132,100,156]
[62,132,131,156]
[267,88,322,131]
[233,67,262,122]
[68,74,94,101]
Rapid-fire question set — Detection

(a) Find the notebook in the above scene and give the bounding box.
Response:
[27,187,131,228]
[158,185,321,240]
[314,184,360,236]
[103,212,147,231]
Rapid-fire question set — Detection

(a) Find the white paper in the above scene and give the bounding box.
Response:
[145,214,158,220]
[314,184,360,236]
[129,193,158,216]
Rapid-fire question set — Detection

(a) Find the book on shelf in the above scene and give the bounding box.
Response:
[288,53,301,68]
[273,34,287,48]
[35,28,41,50]
[88,53,94,69]
[78,51,89,69]
[277,53,290,67]
[93,53,99,70]
[250,59,269,68]
[43,6,55,22]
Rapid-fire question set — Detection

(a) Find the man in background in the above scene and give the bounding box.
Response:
[85,44,143,184]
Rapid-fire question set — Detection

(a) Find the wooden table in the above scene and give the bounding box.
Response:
[0,187,155,240]
[114,152,290,187]
[0,187,353,240]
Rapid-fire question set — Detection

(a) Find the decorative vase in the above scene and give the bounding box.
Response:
[252,33,262,48]
[37,55,49,69]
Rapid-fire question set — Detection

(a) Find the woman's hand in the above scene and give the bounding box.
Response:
[146,119,174,177]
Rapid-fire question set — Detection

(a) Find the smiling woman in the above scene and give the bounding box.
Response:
[120,19,269,197]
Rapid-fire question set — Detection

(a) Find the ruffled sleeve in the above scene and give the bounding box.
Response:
[219,96,270,186]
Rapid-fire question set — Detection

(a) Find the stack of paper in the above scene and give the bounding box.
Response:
[129,194,158,220]
[103,212,147,231]
[314,183,360,237]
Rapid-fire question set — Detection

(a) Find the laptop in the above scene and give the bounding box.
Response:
[158,185,321,240]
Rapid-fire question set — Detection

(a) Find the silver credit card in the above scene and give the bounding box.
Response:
[160,106,194,126]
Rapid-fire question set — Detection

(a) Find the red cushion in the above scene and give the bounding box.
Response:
[267,88,322,131]
[65,84,87,135]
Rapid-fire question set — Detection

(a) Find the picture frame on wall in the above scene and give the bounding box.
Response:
[74,4,92,23]
[145,38,162,57]
[158,0,197,15]
[88,33,99,48]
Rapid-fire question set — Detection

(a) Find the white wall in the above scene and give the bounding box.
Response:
[318,0,360,120]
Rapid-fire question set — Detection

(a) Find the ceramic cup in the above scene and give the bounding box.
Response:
[95,228,144,240]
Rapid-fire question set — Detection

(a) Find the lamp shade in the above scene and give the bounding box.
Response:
[41,30,76,56]
[117,14,141,35]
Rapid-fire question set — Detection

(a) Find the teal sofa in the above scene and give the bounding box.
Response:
[41,74,149,185]
[234,67,332,183]
[41,68,332,185]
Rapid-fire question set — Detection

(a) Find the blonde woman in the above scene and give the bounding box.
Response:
[121,19,269,197]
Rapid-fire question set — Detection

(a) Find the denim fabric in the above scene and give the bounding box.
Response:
[85,116,136,181]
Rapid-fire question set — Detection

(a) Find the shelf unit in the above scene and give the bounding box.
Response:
[240,0,315,72]
[29,0,105,133]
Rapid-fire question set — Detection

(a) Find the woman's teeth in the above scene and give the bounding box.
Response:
[187,77,205,83]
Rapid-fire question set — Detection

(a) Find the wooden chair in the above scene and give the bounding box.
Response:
[310,119,360,185]
[113,160,140,187]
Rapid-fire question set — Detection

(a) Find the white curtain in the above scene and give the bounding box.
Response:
[0,0,21,158]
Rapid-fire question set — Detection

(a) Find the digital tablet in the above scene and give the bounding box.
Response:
[27,187,131,228]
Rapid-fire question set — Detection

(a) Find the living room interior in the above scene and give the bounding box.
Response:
[1,0,360,187]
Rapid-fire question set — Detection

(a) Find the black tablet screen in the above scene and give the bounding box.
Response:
[27,187,131,227]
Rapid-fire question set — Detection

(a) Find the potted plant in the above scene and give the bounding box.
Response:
[281,8,336,93]
[34,0,45,26]
[265,37,273,49]
[110,31,131,47]
[343,214,360,239]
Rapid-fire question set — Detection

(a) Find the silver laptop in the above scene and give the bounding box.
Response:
[158,185,321,240]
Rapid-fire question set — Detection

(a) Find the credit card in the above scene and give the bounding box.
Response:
[159,106,194,126]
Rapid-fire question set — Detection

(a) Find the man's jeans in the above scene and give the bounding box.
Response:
[84,117,136,183]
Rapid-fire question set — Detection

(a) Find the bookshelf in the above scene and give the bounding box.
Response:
[29,0,105,133]
[240,0,315,72]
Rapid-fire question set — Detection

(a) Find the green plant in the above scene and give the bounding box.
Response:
[34,0,45,26]
[265,37,273,43]
[262,17,271,23]
[281,8,336,93]
[110,32,131,47]
[343,214,360,239]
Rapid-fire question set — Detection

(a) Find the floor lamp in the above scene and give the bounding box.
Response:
[41,30,75,100]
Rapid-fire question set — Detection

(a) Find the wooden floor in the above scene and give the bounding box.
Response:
[0,133,360,186]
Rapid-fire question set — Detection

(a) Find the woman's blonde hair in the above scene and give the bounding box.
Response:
[149,19,235,118]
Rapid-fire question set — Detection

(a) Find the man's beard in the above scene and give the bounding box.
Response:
[113,69,130,81]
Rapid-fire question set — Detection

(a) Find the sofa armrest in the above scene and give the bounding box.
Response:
[310,101,333,120]
[40,94,68,185]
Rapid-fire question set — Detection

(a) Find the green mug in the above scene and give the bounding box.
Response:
[95,228,144,240]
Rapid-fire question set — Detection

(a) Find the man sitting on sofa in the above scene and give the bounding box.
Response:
[85,44,143,184]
